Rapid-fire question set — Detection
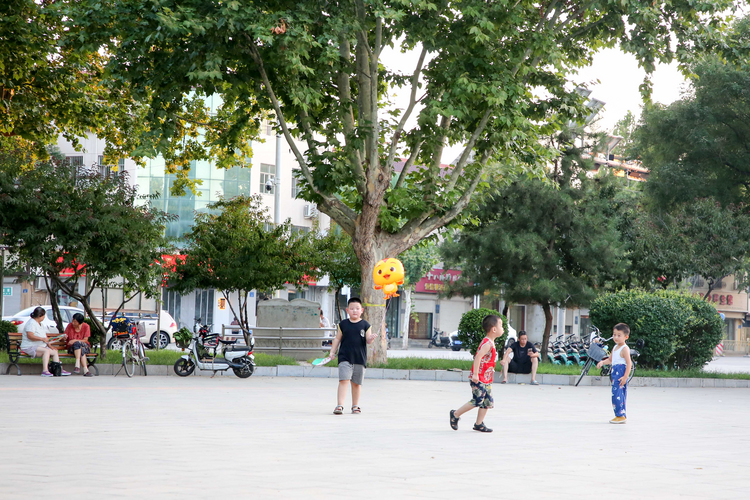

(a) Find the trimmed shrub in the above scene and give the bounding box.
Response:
[457,308,508,356]
[589,290,688,368]
[655,290,724,369]
[0,320,18,351]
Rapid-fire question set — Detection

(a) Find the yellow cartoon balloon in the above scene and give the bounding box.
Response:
[373,258,405,299]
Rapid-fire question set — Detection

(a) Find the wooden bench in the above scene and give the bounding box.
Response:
[4,331,99,376]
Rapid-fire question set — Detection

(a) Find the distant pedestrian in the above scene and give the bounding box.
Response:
[328,297,378,415]
[449,315,503,432]
[597,323,632,424]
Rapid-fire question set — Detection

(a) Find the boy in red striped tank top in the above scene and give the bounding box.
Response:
[449,315,503,433]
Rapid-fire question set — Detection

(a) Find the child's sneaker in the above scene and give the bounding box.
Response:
[41,371,53,377]
[610,417,627,424]
[60,369,71,376]
[74,367,81,374]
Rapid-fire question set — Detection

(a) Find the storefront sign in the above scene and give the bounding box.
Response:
[415,269,462,293]
[692,292,735,306]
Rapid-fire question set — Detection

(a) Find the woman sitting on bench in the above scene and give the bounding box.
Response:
[20,307,71,377]
[65,313,93,377]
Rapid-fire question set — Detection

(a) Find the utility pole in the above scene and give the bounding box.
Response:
[274,126,282,225]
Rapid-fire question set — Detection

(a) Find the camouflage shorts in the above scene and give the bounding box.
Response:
[469,380,494,409]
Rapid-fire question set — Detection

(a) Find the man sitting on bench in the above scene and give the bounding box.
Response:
[499,330,539,385]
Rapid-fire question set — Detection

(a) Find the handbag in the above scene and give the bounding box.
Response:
[48,361,63,377]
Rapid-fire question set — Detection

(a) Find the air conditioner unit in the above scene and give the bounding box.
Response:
[36,277,47,290]
[303,204,318,218]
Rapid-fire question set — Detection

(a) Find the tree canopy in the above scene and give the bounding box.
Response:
[633,17,750,209]
[0,150,173,348]
[441,133,626,359]
[171,195,319,341]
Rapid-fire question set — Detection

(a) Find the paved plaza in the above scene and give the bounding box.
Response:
[1,375,748,499]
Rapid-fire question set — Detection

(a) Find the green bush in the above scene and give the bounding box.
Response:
[654,290,724,369]
[589,290,687,368]
[457,308,508,356]
[0,320,18,351]
[589,289,721,369]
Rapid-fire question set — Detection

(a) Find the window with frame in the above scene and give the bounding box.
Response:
[291,171,301,198]
[260,163,275,194]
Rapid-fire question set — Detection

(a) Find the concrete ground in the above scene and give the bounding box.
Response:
[1,377,748,499]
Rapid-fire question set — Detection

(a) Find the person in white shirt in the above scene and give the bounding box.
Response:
[20,307,71,377]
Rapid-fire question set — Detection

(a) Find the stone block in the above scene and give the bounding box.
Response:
[303,366,335,378]
[713,379,727,388]
[678,378,701,388]
[254,366,277,377]
[462,371,472,382]
[515,374,532,385]
[701,378,716,388]
[724,379,738,388]
[574,375,591,386]
[409,370,436,381]
[506,373,517,384]
[147,365,169,376]
[660,378,679,388]
[734,379,749,388]
[591,377,610,386]
[364,368,384,379]
[382,369,409,380]
[542,374,568,386]
[436,370,463,382]
[277,365,305,377]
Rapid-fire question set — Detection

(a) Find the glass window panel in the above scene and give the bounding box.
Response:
[106,288,124,309]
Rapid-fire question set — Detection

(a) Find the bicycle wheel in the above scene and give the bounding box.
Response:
[123,342,136,377]
[627,361,636,384]
[575,358,593,386]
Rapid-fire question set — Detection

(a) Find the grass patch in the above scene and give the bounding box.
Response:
[365,357,750,380]
[0,350,297,367]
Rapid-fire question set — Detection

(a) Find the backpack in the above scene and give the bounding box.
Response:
[48,361,62,377]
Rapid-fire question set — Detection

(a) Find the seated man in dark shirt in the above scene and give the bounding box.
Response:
[499,331,539,385]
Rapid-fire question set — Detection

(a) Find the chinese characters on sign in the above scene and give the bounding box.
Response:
[693,292,734,306]
[415,269,463,294]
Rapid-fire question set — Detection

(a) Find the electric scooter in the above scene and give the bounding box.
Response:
[173,320,256,378]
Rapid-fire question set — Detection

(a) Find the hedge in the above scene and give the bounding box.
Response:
[0,320,18,351]
[655,290,724,369]
[457,308,508,356]
[589,289,723,369]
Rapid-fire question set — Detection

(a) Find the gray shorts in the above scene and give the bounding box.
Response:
[338,361,365,385]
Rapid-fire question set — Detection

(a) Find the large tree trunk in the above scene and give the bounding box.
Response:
[352,234,389,366]
[401,287,412,349]
[541,302,553,363]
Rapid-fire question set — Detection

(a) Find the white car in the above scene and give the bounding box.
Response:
[105,310,178,350]
[3,305,85,336]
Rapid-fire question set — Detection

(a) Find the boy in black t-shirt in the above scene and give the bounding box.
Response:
[329,297,378,415]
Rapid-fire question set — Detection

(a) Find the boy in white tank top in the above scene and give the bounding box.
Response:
[596,323,632,424]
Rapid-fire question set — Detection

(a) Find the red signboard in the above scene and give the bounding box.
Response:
[415,268,462,293]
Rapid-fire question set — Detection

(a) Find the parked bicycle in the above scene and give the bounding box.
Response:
[112,317,148,377]
[575,326,643,387]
